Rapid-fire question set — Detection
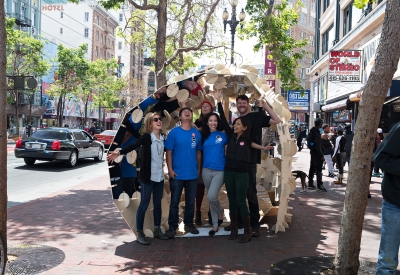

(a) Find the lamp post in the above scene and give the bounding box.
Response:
[222,0,246,65]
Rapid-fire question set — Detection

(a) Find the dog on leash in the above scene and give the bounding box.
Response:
[292,170,308,192]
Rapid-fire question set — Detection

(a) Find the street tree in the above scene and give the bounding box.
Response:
[6,18,50,129]
[99,0,223,87]
[47,44,89,127]
[238,0,308,90]
[330,0,400,274]
[0,1,8,273]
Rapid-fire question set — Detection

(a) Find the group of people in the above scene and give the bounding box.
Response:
[107,91,281,245]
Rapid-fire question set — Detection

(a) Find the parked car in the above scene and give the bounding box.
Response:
[93,130,117,149]
[14,127,104,167]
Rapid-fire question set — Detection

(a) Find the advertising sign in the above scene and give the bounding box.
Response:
[287,90,310,112]
[328,50,362,82]
[264,47,276,88]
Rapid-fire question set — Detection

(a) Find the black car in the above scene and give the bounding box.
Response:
[14,127,104,167]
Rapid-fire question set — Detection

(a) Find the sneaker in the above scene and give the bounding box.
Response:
[137,231,150,245]
[308,184,316,190]
[317,185,327,192]
[372,173,381,177]
[166,228,176,239]
[185,224,199,234]
[328,173,335,178]
[154,228,169,240]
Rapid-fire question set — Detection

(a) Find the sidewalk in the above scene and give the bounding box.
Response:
[7,149,384,274]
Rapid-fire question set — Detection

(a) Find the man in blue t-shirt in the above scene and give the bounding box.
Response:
[165,107,202,238]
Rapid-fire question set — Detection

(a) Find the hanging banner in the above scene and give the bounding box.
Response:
[328,50,362,82]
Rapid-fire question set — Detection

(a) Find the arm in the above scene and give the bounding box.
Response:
[107,134,146,162]
[260,100,281,124]
[166,149,178,179]
[251,142,274,151]
[373,125,400,176]
[217,102,233,140]
[196,150,202,176]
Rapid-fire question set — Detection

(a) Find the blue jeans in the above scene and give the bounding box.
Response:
[136,180,164,231]
[168,178,197,231]
[376,199,400,275]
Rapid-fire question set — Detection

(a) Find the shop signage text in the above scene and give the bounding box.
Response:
[287,90,310,112]
[42,5,64,11]
[328,50,362,82]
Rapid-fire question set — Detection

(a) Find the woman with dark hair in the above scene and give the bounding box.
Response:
[107,112,169,245]
[194,101,214,225]
[200,112,227,235]
[332,128,347,184]
[215,91,272,243]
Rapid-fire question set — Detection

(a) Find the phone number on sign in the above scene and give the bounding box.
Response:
[329,75,360,82]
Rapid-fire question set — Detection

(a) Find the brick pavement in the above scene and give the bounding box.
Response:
[7,149,384,274]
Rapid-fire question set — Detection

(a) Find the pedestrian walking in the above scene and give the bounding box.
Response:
[297,127,304,151]
[216,93,274,243]
[165,107,202,238]
[107,112,169,245]
[307,118,327,191]
[321,124,335,178]
[194,101,213,226]
[200,112,228,236]
[372,128,384,178]
[332,128,346,184]
[220,93,281,237]
[373,122,400,275]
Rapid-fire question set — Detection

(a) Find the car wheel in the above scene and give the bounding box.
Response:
[24,158,36,165]
[66,150,78,167]
[94,147,103,161]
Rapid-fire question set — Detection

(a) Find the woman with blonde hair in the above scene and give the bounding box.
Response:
[107,112,169,245]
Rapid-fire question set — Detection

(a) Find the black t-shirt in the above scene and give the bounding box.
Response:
[240,108,271,164]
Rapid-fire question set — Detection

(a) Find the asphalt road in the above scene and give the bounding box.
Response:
[6,152,109,208]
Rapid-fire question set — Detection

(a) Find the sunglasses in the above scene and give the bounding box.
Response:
[153,117,162,122]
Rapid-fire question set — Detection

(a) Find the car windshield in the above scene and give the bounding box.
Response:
[100,131,116,135]
[31,130,68,140]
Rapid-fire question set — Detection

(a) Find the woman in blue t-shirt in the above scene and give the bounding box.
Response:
[200,112,228,236]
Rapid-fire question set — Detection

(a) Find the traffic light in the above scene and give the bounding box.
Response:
[120,99,126,108]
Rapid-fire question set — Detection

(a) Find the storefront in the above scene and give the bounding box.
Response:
[287,90,310,130]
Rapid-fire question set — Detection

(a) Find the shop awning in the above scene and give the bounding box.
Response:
[321,99,348,112]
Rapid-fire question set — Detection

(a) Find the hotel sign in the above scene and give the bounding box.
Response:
[328,50,362,82]
[42,4,65,11]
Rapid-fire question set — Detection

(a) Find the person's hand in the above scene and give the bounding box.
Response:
[168,169,178,179]
[263,145,274,150]
[213,90,222,103]
[107,151,120,163]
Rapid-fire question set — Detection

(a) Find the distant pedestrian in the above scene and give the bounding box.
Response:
[297,127,304,151]
[89,124,96,136]
[374,122,400,275]
[307,118,327,191]
[372,128,384,178]
[332,128,346,184]
[26,123,32,137]
[321,124,335,178]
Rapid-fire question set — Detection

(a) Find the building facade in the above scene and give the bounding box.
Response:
[309,0,400,132]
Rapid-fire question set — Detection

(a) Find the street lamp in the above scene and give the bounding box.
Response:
[222,0,246,65]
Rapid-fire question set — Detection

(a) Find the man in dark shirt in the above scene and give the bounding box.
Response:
[308,118,327,191]
[374,122,400,275]
[224,94,281,237]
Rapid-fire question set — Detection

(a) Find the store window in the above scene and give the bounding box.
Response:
[322,24,333,55]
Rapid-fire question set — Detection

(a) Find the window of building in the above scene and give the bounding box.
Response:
[309,17,315,28]
[100,34,103,43]
[95,46,98,57]
[301,0,307,7]
[60,12,63,18]
[112,42,114,50]
[84,12,89,22]
[119,27,122,32]
[119,13,123,22]
[85,43,88,53]
[118,41,122,50]
[84,28,89,38]
[300,68,305,79]
[343,4,351,36]
[323,0,330,12]
[311,0,315,11]
[96,16,99,25]
[60,27,63,34]
[310,35,314,46]
[322,24,334,55]
[301,13,306,24]
[96,31,99,41]
[301,31,306,40]
[100,49,103,58]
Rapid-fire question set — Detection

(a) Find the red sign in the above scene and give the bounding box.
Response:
[328,50,362,82]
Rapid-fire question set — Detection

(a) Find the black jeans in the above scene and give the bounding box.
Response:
[236,164,260,229]
[308,151,323,186]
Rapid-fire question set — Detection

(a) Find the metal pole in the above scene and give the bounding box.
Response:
[230,5,237,65]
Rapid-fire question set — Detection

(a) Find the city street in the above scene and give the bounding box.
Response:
[7,150,108,208]
[5,148,389,274]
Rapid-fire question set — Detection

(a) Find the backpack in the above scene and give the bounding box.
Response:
[307,130,315,149]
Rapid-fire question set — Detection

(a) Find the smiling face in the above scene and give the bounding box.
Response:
[207,114,218,132]
[237,98,250,116]
[180,108,193,122]
[184,80,198,91]
[233,118,247,135]
[201,103,212,115]
[152,115,162,131]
